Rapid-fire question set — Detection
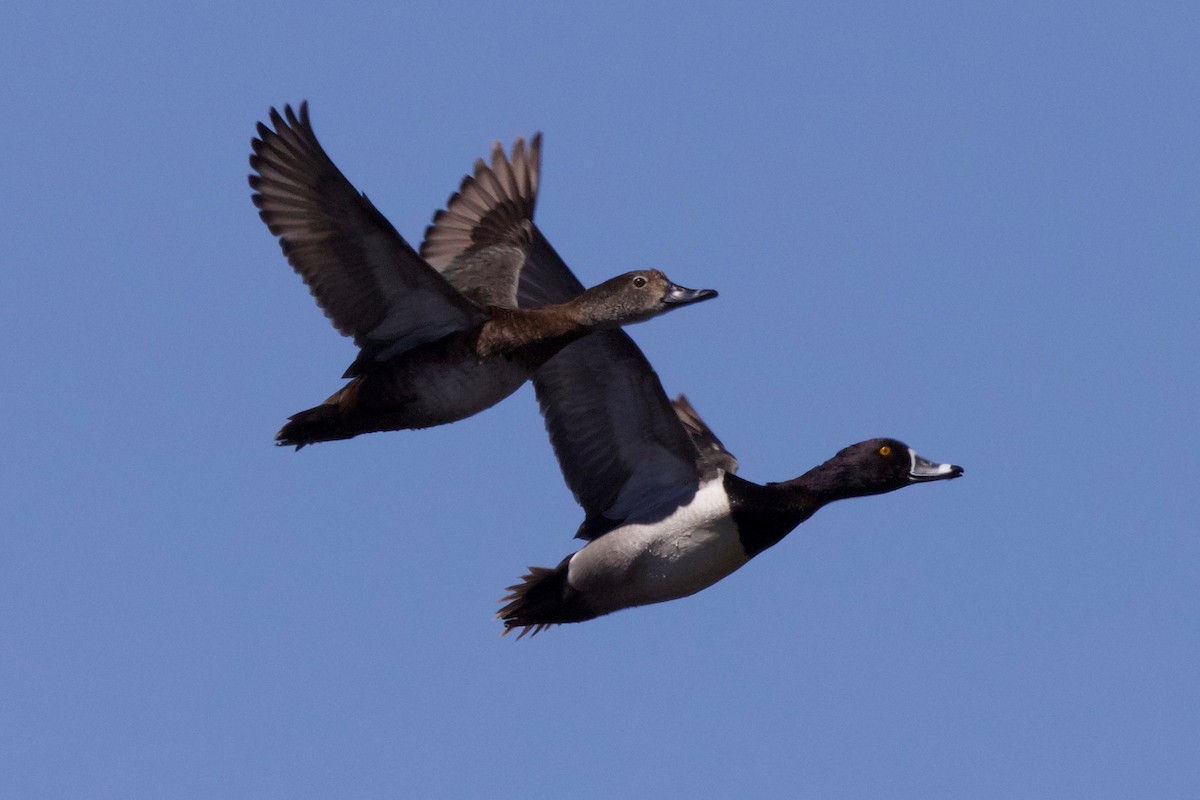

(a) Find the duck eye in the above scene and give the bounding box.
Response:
[632,275,647,288]
[878,445,892,457]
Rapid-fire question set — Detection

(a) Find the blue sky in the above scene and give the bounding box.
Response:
[3,1,1197,797]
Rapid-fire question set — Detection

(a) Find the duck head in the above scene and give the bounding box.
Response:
[807,438,964,500]
[577,269,717,326]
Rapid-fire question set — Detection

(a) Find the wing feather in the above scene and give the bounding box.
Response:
[249,103,483,359]
[419,134,542,307]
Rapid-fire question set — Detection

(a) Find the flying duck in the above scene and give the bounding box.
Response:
[401,132,962,636]
[249,103,716,447]
[498,394,962,636]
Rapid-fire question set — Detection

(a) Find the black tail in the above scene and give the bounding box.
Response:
[497,557,593,639]
[275,403,351,449]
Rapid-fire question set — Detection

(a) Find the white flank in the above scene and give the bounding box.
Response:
[566,477,747,614]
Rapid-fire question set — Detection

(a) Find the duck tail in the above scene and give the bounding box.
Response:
[497,557,592,639]
[275,378,374,449]
[275,403,350,449]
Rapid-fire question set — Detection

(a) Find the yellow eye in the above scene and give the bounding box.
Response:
[879,445,892,456]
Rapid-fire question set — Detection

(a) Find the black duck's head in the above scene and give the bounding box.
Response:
[819,438,964,500]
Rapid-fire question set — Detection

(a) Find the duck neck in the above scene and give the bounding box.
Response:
[565,292,634,329]
[476,306,590,358]
[727,462,848,559]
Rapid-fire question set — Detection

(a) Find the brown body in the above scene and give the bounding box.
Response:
[280,305,598,445]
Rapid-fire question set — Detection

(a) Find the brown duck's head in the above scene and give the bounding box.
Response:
[576,269,718,326]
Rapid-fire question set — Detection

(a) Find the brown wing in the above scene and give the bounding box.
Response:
[250,103,484,364]
[419,135,546,308]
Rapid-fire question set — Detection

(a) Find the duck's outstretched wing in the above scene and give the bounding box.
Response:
[419,132,588,308]
[534,331,709,541]
[250,103,483,372]
[420,135,551,308]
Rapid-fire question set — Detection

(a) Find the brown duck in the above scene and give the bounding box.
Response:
[249,104,716,447]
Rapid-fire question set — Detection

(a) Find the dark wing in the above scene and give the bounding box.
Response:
[672,394,739,475]
[250,103,484,368]
[517,228,586,305]
[534,332,707,541]
[419,135,543,308]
